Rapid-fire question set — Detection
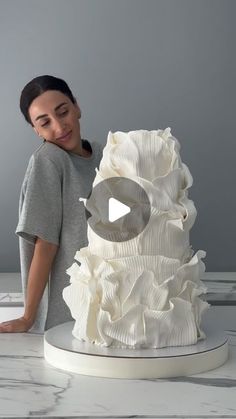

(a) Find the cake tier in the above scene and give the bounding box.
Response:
[91,163,195,226]
[99,128,181,181]
[86,155,196,260]
[87,207,192,260]
[63,249,208,348]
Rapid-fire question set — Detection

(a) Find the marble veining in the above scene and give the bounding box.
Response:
[0,331,235,418]
[168,376,236,387]
[0,273,236,418]
[0,292,24,306]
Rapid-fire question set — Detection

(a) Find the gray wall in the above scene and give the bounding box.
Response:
[0,0,235,273]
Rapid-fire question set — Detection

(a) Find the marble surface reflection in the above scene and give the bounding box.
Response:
[0,332,235,418]
[0,272,236,418]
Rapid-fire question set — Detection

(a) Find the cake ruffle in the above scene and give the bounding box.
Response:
[99,128,181,181]
[63,250,208,348]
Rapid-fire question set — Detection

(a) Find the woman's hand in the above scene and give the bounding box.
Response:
[0,316,34,333]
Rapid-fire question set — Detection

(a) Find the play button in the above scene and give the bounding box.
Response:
[108,198,131,222]
[80,176,151,242]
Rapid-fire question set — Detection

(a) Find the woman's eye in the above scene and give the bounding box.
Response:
[40,110,68,127]
[60,110,68,116]
[41,121,49,127]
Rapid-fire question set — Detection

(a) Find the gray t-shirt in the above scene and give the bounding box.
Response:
[15,139,103,334]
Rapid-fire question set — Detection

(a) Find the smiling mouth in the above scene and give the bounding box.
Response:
[57,130,72,141]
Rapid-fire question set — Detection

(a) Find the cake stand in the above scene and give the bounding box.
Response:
[44,315,229,379]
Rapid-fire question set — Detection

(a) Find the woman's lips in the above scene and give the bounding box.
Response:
[57,130,72,142]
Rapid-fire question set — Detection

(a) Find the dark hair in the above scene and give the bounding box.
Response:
[20,75,76,126]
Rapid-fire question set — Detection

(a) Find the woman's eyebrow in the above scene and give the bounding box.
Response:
[34,102,68,121]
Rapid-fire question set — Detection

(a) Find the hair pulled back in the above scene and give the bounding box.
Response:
[20,75,76,126]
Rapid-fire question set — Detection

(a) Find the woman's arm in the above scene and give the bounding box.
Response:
[0,237,59,333]
[23,237,59,324]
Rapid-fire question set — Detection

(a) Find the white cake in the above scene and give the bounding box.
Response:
[63,128,209,349]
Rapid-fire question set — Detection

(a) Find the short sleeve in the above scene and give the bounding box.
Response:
[15,154,62,245]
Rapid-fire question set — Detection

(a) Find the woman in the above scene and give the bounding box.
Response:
[0,75,103,333]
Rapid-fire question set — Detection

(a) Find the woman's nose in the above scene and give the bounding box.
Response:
[53,117,66,134]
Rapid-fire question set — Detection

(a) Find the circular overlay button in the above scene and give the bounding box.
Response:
[83,177,151,242]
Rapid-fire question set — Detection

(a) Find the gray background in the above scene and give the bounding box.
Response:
[0,0,235,277]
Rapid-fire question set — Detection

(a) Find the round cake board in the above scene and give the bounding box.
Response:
[44,318,229,379]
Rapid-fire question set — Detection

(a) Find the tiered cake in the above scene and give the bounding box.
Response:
[63,128,209,349]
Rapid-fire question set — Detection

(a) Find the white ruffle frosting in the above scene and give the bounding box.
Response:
[63,128,209,348]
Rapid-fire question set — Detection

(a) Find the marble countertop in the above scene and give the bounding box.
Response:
[1,272,236,418]
[0,331,235,418]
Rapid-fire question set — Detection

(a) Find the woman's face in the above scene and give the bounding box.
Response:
[28,90,82,153]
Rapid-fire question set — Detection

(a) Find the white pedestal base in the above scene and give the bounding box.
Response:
[44,320,229,379]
